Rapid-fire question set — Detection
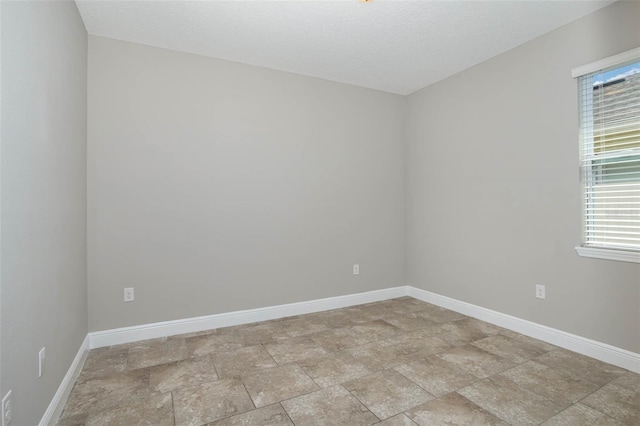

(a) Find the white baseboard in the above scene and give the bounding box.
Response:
[89,286,408,348]
[46,284,640,425]
[87,284,640,372]
[407,286,640,374]
[44,284,640,426]
[39,335,89,426]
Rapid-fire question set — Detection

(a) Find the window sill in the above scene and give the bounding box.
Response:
[575,246,640,264]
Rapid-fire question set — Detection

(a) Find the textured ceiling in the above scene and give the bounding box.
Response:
[75,0,615,95]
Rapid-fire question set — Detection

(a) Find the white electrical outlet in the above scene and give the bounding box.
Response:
[38,347,46,377]
[2,390,12,426]
[353,264,360,275]
[124,287,134,302]
[536,284,546,300]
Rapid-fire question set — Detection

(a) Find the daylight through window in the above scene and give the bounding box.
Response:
[578,54,640,253]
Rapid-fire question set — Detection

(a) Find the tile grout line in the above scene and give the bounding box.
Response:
[573,380,633,426]
[278,401,297,426]
[170,391,176,426]
[341,382,385,423]
[241,383,257,411]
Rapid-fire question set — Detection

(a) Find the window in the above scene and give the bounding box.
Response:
[573,48,640,262]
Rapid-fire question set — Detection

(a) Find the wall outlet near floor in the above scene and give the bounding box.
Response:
[535,284,546,300]
[38,347,46,377]
[2,390,12,426]
[353,264,360,275]
[124,287,134,302]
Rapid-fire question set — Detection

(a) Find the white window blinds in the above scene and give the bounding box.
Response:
[577,52,640,252]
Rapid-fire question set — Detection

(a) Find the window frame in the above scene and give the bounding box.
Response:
[572,47,640,264]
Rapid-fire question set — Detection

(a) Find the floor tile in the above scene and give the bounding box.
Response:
[212,345,277,378]
[170,329,216,339]
[458,375,569,425]
[59,297,634,426]
[173,379,254,426]
[499,330,557,353]
[385,331,452,357]
[111,336,168,350]
[338,306,386,324]
[127,337,189,370]
[535,349,627,386]
[453,318,503,335]
[185,330,245,357]
[436,345,514,378]
[582,382,640,425]
[206,404,293,426]
[406,392,509,426]
[57,414,87,425]
[499,361,600,404]
[394,355,478,397]
[342,334,446,372]
[274,318,329,338]
[76,346,128,383]
[611,370,640,391]
[308,327,371,352]
[231,323,284,346]
[417,305,467,323]
[61,369,150,418]
[264,337,328,364]
[59,392,174,426]
[149,355,218,393]
[431,319,501,346]
[374,414,418,425]
[281,385,379,425]
[343,370,434,420]
[472,334,549,363]
[344,340,414,372]
[343,304,389,321]
[351,320,403,340]
[303,309,360,328]
[383,313,438,332]
[297,352,372,387]
[242,364,319,408]
[541,404,625,426]
[392,296,429,307]
[360,299,427,317]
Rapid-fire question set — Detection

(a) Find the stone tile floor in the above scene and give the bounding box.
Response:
[57,297,640,425]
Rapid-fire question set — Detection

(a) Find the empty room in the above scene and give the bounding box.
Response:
[1,0,640,425]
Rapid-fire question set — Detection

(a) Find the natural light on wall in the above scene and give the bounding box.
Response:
[573,48,640,263]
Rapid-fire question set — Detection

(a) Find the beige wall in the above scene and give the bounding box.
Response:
[87,36,406,331]
[1,1,88,424]
[406,0,640,353]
